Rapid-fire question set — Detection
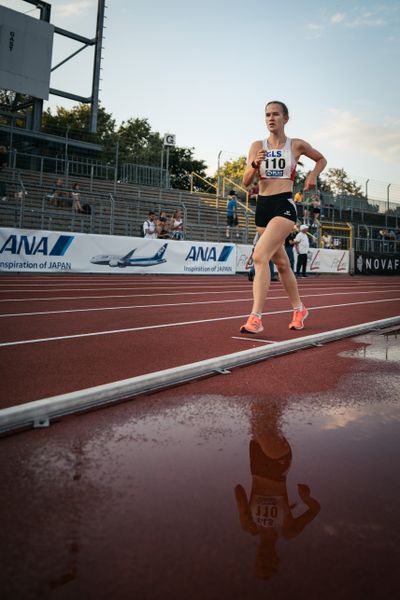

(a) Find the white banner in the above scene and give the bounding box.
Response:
[236,243,350,274]
[305,248,349,274]
[236,243,253,272]
[0,228,237,274]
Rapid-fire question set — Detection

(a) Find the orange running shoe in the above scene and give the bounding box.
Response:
[289,304,309,330]
[240,314,264,334]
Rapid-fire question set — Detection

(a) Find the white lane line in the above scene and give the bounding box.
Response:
[0,289,251,302]
[231,336,275,343]
[1,281,400,292]
[1,288,399,317]
[1,285,399,304]
[0,297,398,348]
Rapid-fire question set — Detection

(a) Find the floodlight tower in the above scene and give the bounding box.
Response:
[17,0,106,134]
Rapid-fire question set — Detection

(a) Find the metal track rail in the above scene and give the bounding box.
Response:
[1,316,399,435]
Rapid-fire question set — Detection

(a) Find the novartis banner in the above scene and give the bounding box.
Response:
[355,251,400,275]
[0,228,237,274]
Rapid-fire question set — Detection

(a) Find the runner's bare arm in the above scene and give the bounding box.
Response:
[296,139,327,191]
[243,141,264,187]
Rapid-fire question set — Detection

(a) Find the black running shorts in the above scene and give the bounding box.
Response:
[255,192,297,228]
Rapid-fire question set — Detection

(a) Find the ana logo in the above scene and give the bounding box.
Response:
[0,234,74,256]
[185,245,233,262]
[357,255,363,272]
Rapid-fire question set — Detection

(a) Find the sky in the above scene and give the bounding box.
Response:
[2,0,400,193]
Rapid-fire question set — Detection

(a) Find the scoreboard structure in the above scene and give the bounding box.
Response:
[0,5,54,100]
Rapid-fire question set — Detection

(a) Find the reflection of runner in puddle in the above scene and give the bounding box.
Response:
[234,403,320,579]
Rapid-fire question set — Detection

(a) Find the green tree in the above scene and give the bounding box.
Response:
[213,156,247,194]
[42,104,116,145]
[321,168,363,197]
[0,89,33,127]
[167,146,207,190]
[117,118,162,164]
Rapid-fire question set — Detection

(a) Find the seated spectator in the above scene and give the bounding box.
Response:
[143,211,157,238]
[157,210,170,239]
[322,233,333,249]
[49,177,66,207]
[71,182,83,213]
[170,209,184,240]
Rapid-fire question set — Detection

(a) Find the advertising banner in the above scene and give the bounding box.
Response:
[236,243,253,272]
[236,244,350,274]
[0,228,237,274]
[306,248,349,274]
[355,251,400,275]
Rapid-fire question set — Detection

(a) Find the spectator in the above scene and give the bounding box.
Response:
[312,192,321,222]
[308,221,320,248]
[71,182,83,213]
[319,190,325,217]
[284,225,297,271]
[49,177,65,207]
[322,232,332,249]
[143,211,157,238]
[0,145,8,201]
[294,224,310,278]
[226,190,240,238]
[157,210,170,239]
[302,191,313,225]
[170,209,184,240]
[294,190,303,204]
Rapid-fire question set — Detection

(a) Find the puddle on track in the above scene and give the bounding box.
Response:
[339,328,400,363]
[1,333,400,600]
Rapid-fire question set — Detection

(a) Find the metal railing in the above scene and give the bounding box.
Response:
[0,172,397,251]
[6,150,168,190]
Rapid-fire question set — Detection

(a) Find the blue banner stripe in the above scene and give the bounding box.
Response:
[50,235,74,256]
[218,246,234,262]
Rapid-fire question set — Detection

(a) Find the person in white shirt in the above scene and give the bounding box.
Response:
[294,224,310,277]
[143,211,157,239]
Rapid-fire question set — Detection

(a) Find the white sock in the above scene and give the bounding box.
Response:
[251,312,262,319]
[293,303,302,311]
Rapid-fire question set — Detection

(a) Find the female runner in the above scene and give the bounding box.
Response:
[240,101,327,333]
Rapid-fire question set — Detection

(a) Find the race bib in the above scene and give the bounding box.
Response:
[259,149,291,179]
[251,495,285,528]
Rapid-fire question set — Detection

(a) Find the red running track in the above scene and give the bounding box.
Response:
[0,273,399,409]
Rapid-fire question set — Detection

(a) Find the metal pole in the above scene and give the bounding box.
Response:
[365,179,369,200]
[113,139,119,194]
[65,126,70,185]
[90,0,105,132]
[217,151,222,195]
[387,183,391,215]
[160,146,164,189]
[165,147,170,189]
[9,116,15,166]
